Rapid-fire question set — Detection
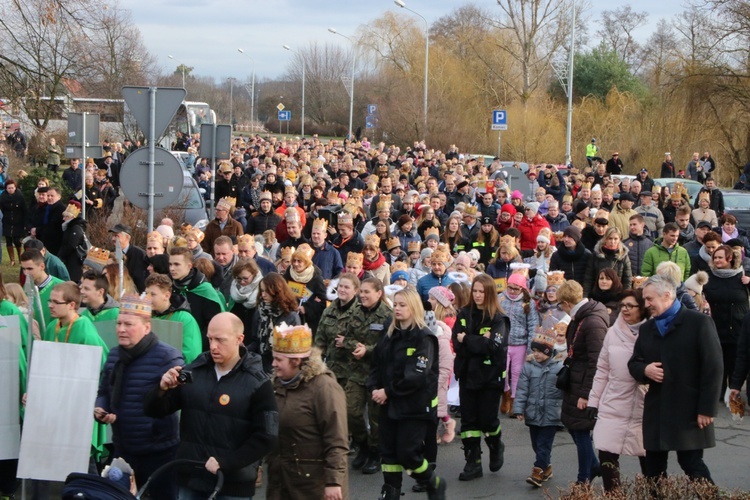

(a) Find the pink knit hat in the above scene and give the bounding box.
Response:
[429,286,455,308]
[454,253,471,269]
[507,273,528,290]
[511,190,523,200]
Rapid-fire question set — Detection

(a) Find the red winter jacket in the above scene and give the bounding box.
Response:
[518,214,552,251]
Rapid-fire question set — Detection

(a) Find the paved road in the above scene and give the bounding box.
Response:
[255,404,750,499]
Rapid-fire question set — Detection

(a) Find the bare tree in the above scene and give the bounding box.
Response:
[640,19,679,87]
[596,5,648,69]
[492,0,573,104]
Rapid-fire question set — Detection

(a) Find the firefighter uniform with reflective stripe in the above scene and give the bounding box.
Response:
[367,321,440,494]
[452,306,510,478]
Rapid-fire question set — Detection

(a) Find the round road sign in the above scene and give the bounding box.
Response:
[119,147,184,210]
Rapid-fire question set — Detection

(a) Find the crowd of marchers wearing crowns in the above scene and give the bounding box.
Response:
[1,131,750,500]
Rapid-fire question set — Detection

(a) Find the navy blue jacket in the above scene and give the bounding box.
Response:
[311,241,344,280]
[96,339,184,456]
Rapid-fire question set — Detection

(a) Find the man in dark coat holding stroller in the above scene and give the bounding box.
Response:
[629,274,723,483]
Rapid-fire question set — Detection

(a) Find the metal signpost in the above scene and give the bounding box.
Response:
[491,110,508,158]
[66,112,102,220]
[366,104,378,132]
[199,123,232,218]
[121,86,186,231]
[278,110,291,135]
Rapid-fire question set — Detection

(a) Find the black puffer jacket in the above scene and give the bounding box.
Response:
[550,241,591,284]
[144,347,278,497]
[367,322,439,420]
[561,300,609,431]
[452,306,509,390]
[247,209,282,235]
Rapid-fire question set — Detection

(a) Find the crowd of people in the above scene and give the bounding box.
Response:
[0,132,748,500]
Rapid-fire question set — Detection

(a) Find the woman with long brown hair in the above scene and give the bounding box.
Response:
[452,273,510,481]
[249,272,301,375]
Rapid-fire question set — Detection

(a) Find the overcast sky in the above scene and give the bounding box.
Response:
[131,0,686,85]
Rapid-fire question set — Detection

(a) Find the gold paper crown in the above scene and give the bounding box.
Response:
[365,234,380,248]
[670,191,682,201]
[293,243,315,262]
[216,197,236,211]
[407,240,421,253]
[84,247,110,268]
[378,164,389,172]
[119,293,152,318]
[312,218,328,232]
[338,212,353,225]
[547,271,566,286]
[237,234,254,245]
[673,182,687,196]
[272,322,312,358]
[387,236,401,250]
[632,276,648,288]
[391,261,408,273]
[350,188,363,198]
[424,227,440,239]
[347,252,364,267]
[63,202,81,219]
[464,205,478,217]
[531,332,555,350]
[285,185,297,195]
[500,234,516,248]
[510,262,531,277]
[698,191,710,202]
[431,248,450,264]
[377,199,392,212]
[147,230,164,243]
[281,246,295,260]
[259,191,273,202]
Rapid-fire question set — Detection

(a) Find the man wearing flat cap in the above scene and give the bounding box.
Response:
[110,223,149,293]
[609,192,638,238]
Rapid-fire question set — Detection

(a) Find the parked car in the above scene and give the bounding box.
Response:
[177,173,209,229]
[653,178,703,203]
[721,189,750,230]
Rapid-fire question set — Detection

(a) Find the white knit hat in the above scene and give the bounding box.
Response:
[684,271,708,295]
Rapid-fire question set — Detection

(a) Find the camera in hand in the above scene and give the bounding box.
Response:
[177,370,193,384]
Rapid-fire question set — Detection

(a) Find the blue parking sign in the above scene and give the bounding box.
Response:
[491,110,507,130]
[278,110,291,121]
[367,104,378,115]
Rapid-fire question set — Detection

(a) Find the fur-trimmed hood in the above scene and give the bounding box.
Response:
[273,347,330,385]
[593,238,629,260]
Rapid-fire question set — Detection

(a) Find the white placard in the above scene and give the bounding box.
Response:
[0,316,21,460]
[17,341,102,481]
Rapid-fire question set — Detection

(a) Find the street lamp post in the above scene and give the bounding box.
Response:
[283,45,305,137]
[237,48,256,135]
[228,77,235,127]
[328,28,356,141]
[565,2,576,165]
[394,0,429,141]
[168,54,186,88]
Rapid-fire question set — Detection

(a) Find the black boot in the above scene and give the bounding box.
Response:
[486,434,505,472]
[351,441,368,470]
[362,449,381,475]
[426,474,447,500]
[412,463,436,492]
[379,484,401,500]
[458,439,483,481]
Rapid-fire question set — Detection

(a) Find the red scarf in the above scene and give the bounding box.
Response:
[363,252,386,271]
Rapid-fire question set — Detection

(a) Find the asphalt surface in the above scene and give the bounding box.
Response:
[254,404,750,499]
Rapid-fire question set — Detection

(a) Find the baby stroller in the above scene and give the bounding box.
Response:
[61,459,225,500]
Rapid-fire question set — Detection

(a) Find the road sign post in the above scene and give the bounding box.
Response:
[121,86,186,231]
[199,123,232,218]
[491,110,508,157]
[66,112,102,221]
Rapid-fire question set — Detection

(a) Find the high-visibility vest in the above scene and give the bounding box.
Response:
[586,144,599,157]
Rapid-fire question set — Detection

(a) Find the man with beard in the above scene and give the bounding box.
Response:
[368,177,402,218]
[675,206,696,246]
[168,246,226,350]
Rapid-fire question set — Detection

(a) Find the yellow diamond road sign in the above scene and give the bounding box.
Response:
[277,103,285,111]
